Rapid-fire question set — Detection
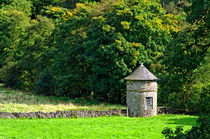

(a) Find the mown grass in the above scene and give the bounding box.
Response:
[0,84,125,112]
[0,114,197,139]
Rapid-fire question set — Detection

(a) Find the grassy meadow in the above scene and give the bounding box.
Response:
[0,85,198,139]
[0,84,124,112]
[0,115,197,139]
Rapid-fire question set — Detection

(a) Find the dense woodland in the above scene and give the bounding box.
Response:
[0,0,209,114]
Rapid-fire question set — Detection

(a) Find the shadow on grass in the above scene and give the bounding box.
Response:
[166,116,197,126]
[0,134,16,139]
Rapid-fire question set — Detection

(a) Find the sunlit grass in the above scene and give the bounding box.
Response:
[0,84,125,112]
[0,115,197,139]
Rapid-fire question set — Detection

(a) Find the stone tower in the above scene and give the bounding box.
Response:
[124,64,158,117]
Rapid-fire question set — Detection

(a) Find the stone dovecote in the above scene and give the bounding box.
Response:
[124,63,158,117]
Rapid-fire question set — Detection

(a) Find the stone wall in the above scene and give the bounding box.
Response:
[0,108,188,119]
[0,109,126,119]
[157,107,188,114]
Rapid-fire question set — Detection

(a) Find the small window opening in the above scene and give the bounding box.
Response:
[146,97,153,109]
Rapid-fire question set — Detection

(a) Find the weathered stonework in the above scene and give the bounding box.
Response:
[0,110,125,119]
[0,108,188,119]
[124,64,158,117]
[126,81,157,92]
[126,81,157,117]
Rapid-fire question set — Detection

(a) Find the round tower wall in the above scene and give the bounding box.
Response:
[126,81,157,92]
[126,81,157,117]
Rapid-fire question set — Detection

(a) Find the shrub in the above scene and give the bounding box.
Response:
[162,115,210,139]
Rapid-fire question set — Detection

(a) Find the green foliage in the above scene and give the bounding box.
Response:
[0,0,13,8]
[47,0,178,103]
[2,0,32,17]
[158,0,209,113]
[0,0,30,74]
[0,0,208,109]
[187,53,210,114]
[30,0,65,17]
[0,62,22,88]
[34,69,55,96]
[16,16,54,91]
[186,0,209,48]
[159,30,209,111]
[42,6,72,21]
[0,1,54,90]
[159,31,206,101]
[162,115,210,139]
[62,0,100,9]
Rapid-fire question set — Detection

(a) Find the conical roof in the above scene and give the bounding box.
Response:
[124,64,158,81]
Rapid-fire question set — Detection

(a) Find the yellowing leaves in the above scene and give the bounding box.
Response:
[65,12,73,17]
[92,16,106,25]
[133,51,139,56]
[51,7,60,12]
[131,42,139,48]
[135,14,147,21]
[117,8,133,16]
[45,6,74,20]
[115,40,122,45]
[154,18,162,26]
[121,21,130,30]
[73,3,91,14]
[76,3,89,9]
[131,50,139,65]
[102,25,112,32]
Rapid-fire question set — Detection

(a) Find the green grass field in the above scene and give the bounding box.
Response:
[0,84,124,112]
[0,85,197,138]
[0,114,197,139]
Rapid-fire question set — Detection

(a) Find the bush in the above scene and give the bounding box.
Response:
[162,115,210,139]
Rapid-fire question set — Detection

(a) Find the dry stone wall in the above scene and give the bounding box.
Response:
[0,109,126,119]
[0,108,188,119]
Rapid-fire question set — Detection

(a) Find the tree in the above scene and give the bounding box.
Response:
[0,0,31,82]
[0,1,54,91]
[187,0,209,48]
[15,16,54,90]
[46,0,178,103]
[159,0,209,111]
